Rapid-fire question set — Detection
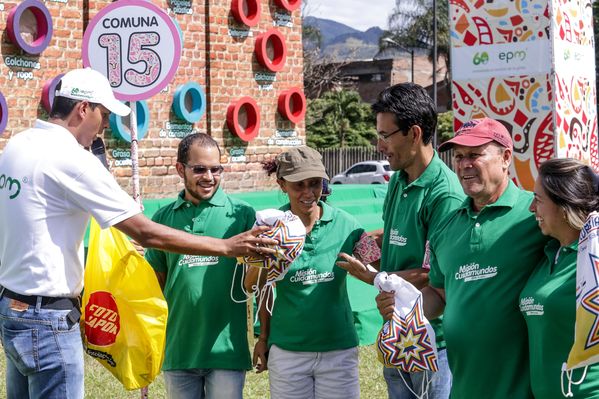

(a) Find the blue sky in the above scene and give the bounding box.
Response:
[304,0,396,31]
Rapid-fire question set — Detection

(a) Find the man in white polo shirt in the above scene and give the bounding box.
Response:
[0,68,274,399]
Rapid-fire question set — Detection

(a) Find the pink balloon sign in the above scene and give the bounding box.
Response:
[82,0,181,101]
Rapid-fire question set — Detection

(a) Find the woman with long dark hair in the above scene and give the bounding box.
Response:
[521,158,599,398]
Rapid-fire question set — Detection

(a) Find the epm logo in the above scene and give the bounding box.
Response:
[473,50,527,65]
[498,50,526,63]
[0,174,21,199]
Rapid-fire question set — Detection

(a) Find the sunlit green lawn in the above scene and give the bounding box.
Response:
[0,344,387,398]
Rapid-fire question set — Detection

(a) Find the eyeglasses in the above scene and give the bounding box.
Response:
[182,163,224,176]
[377,127,403,143]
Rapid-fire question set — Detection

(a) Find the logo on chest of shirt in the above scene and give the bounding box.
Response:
[389,229,407,247]
[519,296,544,316]
[289,268,334,285]
[454,262,498,282]
[178,254,219,267]
[0,174,21,199]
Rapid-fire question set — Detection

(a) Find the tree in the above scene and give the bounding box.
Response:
[306,89,377,148]
[437,110,454,143]
[382,0,450,80]
[302,2,354,98]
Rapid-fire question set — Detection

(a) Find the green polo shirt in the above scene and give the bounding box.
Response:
[145,188,255,371]
[381,152,464,349]
[429,181,549,399]
[269,201,363,352]
[520,239,599,399]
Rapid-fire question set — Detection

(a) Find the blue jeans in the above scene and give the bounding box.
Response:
[383,348,451,399]
[163,368,246,399]
[0,294,84,399]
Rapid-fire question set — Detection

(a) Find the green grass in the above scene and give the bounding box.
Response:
[0,344,387,399]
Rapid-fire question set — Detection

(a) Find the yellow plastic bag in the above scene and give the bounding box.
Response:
[82,218,168,390]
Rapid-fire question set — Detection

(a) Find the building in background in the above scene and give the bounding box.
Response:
[0,0,305,197]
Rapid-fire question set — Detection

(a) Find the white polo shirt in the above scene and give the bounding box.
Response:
[0,120,140,297]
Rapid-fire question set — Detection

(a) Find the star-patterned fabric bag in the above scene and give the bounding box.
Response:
[375,272,438,374]
[563,212,599,395]
[238,209,306,285]
[233,209,306,313]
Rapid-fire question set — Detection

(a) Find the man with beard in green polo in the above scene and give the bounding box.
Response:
[145,133,255,399]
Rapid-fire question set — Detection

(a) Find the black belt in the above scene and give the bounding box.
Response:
[0,286,80,311]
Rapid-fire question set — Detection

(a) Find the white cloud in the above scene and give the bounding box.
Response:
[304,0,396,31]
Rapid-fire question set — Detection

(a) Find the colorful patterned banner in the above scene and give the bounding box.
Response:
[450,0,597,188]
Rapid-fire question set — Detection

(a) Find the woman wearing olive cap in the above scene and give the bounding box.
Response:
[251,146,366,399]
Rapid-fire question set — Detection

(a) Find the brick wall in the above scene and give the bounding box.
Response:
[0,0,305,198]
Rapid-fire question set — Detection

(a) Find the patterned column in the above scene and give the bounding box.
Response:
[450,0,597,189]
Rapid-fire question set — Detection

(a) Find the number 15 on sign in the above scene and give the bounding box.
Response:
[82,0,181,101]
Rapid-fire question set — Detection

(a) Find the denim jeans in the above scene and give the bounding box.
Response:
[383,348,451,399]
[163,368,246,399]
[0,294,84,399]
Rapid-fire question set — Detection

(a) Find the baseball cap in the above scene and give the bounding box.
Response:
[438,117,513,152]
[276,146,329,182]
[55,68,130,116]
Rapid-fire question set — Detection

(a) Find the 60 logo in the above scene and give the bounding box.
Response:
[472,52,489,65]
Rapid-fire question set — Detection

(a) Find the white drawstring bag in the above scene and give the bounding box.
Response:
[375,272,438,399]
[232,209,306,315]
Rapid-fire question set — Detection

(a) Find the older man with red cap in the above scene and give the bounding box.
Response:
[377,117,549,399]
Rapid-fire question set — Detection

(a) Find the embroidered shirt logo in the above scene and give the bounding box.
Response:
[0,174,21,199]
[454,262,498,282]
[289,268,334,285]
[178,255,219,267]
[519,296,544,316]
[389,229,407,247]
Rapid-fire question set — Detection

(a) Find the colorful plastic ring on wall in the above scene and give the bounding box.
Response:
[231,0,260,27]
[255,28,287,72]
[227,97,260,142]
[41,73,64,113]
[109,100,150,142]
[274,0,301,12]
[7,0,53,55]
[0,92,7,134]
[172,82,206,123]
[278,88,306,124]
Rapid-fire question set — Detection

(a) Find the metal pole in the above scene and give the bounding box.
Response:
[129,101,141,206]
[411,50,414,83]
[432,0,438,148]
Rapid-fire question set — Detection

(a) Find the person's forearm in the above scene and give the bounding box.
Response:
[387,268,429,290]
[257,288,272,340]
[116,214,230,256]
[352,268,378,285]
[422,286,445,320]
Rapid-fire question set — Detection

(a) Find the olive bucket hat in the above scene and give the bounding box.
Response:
[275,146,329,182]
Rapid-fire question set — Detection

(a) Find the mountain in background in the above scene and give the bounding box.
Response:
[303,16,384,61]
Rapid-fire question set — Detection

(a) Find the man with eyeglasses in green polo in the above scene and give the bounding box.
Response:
[145,133,256,399]
[338,83,464,399]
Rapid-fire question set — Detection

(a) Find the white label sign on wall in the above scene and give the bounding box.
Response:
[452,41,551,80]
[553,40,596,79]
[82,0,181,101]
